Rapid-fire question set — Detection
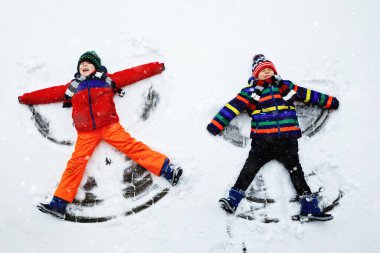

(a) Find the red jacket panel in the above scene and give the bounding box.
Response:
[71,79,119,131]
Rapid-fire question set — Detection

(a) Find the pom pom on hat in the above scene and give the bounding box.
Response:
[77,51,102,71]
[252,54,277,78]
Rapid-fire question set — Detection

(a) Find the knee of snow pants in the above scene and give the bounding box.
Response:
[54,130,101,202]
[102,122,168,176]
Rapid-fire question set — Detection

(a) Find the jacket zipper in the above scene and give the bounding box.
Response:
[87,84,96,129]
[270,86,281,137]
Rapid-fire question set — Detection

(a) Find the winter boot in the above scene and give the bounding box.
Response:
[160,161,183,186]
[218,188,245,214]
[299,194,333,221]
[37,196,68,220]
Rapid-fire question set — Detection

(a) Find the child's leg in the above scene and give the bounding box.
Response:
[219,140,272,214]
[232,140,272,191]
[101,122,167,176]
[54,130,101,203]
[276,139,311,195]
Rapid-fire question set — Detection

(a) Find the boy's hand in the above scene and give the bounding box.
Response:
[160,63,165,72]
[207,123,221,136]
[329,98,339,109]
[18,96,26,104]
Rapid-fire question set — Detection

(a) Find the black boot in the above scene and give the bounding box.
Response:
[161,162,183,186]
[218,188,245,214]
[37,196,68,220]
[299,194,333,221]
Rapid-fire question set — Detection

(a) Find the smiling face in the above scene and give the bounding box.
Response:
[257,68,275,81]
[79,61,96,77]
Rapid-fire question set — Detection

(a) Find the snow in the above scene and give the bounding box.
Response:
[1,0,380,252]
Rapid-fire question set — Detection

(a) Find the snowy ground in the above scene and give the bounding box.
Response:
[1,0,380,252]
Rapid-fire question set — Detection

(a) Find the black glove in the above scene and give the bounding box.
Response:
[329,98,339,110]
[207,123,221,136]
[18,96,23,104]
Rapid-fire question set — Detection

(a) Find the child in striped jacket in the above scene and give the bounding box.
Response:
[207,54,339,221]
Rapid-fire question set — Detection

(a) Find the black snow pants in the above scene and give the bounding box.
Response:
[233,138,311,196]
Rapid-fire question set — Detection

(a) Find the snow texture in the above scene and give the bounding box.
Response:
[1,0,380,252]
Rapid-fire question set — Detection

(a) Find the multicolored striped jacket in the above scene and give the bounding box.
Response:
[208,77,339,140]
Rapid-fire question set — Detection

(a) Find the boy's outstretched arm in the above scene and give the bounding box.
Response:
[18,62,165,105]
[108,62,165,88]
[280,80,339,110]
[207,86,256,136]
[18,83,69,105]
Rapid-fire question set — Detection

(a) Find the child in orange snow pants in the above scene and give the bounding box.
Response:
[18,51,183,219]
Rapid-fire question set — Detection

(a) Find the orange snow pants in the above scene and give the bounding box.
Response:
[54,122,167,202]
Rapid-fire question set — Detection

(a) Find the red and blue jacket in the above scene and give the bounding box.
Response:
[208,77,339,140]
[18,62,165,132]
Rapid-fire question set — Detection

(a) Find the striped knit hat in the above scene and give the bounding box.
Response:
[252,54,277,78]
[77,51,102,71]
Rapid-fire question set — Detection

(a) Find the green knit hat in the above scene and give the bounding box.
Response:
[77,51,101,71]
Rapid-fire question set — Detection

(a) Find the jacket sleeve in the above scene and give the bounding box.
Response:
[207,85,256,135]
[108,62,165,88]
[280,80,339,109]
[18,83,69,105]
